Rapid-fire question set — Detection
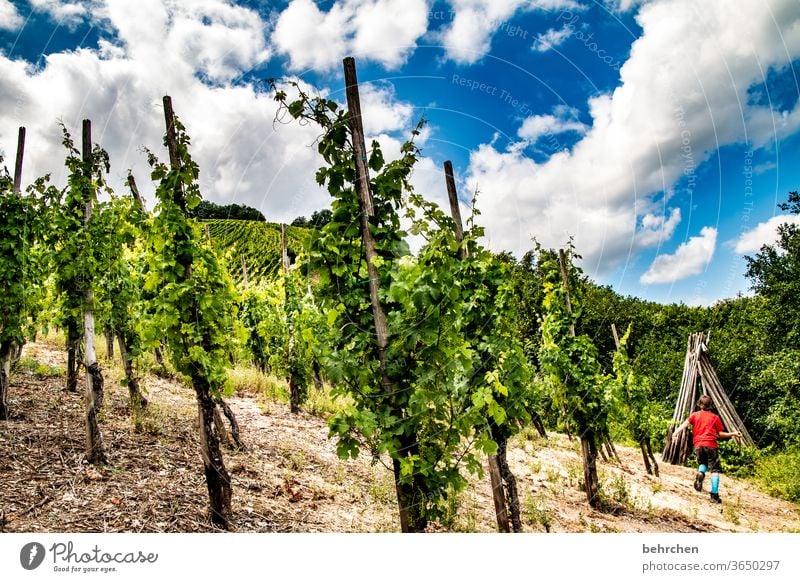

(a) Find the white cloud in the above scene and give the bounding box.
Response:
[734,214,800,254]
[0,0,23,31]
[517,107,586,143]
[440,0,581,64]
[463,0,800,275]
[360,84,415,135]
[640,226,717,284]
[532,25,572,52]
[28,0,94,27]
[0,0,332,224]
[273,0,428,71]
[610,0,649,11]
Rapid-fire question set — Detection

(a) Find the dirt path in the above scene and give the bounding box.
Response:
[1,341,798,533]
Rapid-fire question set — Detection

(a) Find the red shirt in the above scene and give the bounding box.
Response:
[687,410,725,448]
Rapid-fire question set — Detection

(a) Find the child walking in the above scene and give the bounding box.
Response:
[672,395,741,503]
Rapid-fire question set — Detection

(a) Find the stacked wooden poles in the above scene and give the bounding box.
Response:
[663,332,754,465]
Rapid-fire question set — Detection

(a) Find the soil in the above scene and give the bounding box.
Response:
[1,341,798,533]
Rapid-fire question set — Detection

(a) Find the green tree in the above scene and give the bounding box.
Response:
[745,191,800,350]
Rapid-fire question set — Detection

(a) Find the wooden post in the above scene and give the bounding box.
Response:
[281,222,300,414]
[1,128,27,419]
[558,249,599,507]
[281,223,290,273]
[241,256,249,288]
[443,160,466,259]
[444,160,514,532]
[162,96,232,529]
[81,119,106,465]
[343,56,422,533]
[558,249,576,337]
[13,127,25,194]
[126,172,147,213]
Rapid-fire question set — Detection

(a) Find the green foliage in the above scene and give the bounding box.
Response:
[537,246,610,441]
[46,124,115,357]
[205,219,310,285]
[238,260,323,406]
[91,186,149,365]
[717,440,759,477]
[272,79,534,526]
[608,325,668,447]
[13,357,63,378]
[188,200,265,221]
[140,115,240,395]
[0,160,50,348]
[745,191,800,350]
[754,447,800,503]
[291,209,332,228]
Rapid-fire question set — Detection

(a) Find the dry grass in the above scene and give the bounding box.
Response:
[2,340,799,533]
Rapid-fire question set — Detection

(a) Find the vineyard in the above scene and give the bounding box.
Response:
[205,220,311,285]
[1,57,799,534]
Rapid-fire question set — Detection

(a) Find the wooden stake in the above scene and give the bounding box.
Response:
[126,172,147,213]
[488,456,510,532]
[13,127,25,194]
[162,95,232,529]
[343,57,419,532]
[81,119,106,465]
[281,223,290,273]
[445,160,514,532]
[559,248,599,507]
[558,249,575,337]
[443,160,466,259]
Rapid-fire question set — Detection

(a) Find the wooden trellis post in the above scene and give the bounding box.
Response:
[558,249,600,508]
[443,160,518,533]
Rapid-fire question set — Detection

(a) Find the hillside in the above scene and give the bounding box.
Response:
[1,340,798,534]
[204,219,312,284]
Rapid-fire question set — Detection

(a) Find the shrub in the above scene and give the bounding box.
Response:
[754,448,800,504]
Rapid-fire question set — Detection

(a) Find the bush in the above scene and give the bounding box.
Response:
[718,440,759,478]
[754,448,800,504]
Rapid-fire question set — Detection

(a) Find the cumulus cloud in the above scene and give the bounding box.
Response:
[0,0,323,223]
[640,226,717,284]
[273,0,428,71]
[734,214,800,254]
[517,107,586,143]
[360,84,415,135]
[532,25,572,52]
[0,0,23,31]
[440,0,581,64]
[464,0,800,275]
[28,0,94,27]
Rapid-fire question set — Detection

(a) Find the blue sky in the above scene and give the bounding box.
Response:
[2,0,800,305]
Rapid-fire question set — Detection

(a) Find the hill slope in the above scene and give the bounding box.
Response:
[1,341,798,533]
[204,219,312,285]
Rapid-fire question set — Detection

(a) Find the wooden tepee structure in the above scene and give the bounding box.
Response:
[662,332,755,465]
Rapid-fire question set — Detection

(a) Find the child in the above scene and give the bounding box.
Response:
[671,395,741,503]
